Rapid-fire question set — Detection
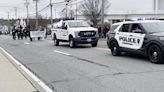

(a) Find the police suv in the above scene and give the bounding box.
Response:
[107,20,164,63]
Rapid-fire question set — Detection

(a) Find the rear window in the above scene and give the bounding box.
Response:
[110,25,119,32]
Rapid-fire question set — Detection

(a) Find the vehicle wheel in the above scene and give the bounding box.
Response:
[110,42,121,56]
[69,37,76,48]
[54,35,59,46]
[148,45,163,64]
[91,42,98,47]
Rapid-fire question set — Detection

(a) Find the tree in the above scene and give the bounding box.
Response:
[80,0,110,26]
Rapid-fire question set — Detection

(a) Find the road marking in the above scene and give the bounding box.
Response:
[95,47,110,51]
[54,50,71,56]
[0,47,54,92]
[24,42,30,45]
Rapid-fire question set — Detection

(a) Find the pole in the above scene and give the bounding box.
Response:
[70,0,72,18]
[101,0,104,38]
[55,9,57,19]
[66,4,68,18]
[8,12,10,34]
[76,3,77,20]
[24,0,30,26]
[36,0,38,29]
[14,7,18,19]
[33,0,39,29]
[50,0,53,28]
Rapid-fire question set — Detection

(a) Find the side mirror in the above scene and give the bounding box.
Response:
[62,26,67,30]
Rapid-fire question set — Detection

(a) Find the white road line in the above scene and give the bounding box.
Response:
[24,42,30,45]
[95,47,110,51]
[0,47,53,92]
[54,50,71,56]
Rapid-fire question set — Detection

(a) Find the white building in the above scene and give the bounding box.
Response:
[77,0,164,23]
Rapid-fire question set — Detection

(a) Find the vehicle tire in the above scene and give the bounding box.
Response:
[91,42,98,47]
[54,34,59,46]
[69,37,76,48]
[147,45,163,64]
[110,42,121,56]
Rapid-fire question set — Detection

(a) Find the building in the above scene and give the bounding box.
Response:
[77,0,164,24]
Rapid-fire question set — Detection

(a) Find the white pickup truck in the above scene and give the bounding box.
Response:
[51,20,99,48]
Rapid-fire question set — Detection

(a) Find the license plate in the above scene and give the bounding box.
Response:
[87,39,91,42]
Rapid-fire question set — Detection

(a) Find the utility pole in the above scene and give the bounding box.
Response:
[7,12,10,34]
[50,0,53,28]
[76,3,77,20]
[65,0,70,18]
[70,0,72,18]
[33,0,39,29]
[66,3,68,18]
[101,0,105,38]
[55,9,57,19]
[14,7,18,19]
[24,0,30,26]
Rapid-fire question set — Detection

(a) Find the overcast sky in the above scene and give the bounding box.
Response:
[0,0,66,19]
[0,0,154,19]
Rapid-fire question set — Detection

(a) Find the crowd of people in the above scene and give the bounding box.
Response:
[97,25,110,38]
[11,19,33,41]
[12,25,31,40]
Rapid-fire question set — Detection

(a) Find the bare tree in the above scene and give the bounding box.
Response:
[80,0,110,26]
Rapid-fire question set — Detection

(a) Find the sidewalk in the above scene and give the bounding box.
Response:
[0,51,37,92]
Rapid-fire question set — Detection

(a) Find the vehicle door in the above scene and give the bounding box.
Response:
[61,22,69,40]
[115,24,132,48]
[128,23,146,49]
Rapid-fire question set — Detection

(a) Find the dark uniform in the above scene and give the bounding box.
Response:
[26,26,32,41]
[23,27,28,39]
[16,25,23,40]
[12,26,16,40]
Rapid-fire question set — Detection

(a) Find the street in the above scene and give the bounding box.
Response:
[1,35,164,92]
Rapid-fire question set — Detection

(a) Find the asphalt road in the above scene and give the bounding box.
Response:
[1,35,164,92]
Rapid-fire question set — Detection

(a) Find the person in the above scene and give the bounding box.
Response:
[103,26,110,38]
[26,26,32,41]
[20,26,23,40]
[23,27,28,39]
[97,25,101,37]
[133,26,142,33]
[16,25,22,40]
[12,26,16,40]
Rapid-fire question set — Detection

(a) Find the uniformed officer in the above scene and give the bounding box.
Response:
[23,27,28,39]
[12,26,16,40]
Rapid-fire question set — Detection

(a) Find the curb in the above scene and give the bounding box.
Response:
[0,47,54,92]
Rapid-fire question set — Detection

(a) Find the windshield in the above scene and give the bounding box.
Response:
[141,22,164,33]
[68,21,90,28]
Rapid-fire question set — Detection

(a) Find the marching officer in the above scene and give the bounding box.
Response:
[12,26,16,40]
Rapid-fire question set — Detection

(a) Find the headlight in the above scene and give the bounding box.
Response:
[74,31,80,37]
[159,37,164,40]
